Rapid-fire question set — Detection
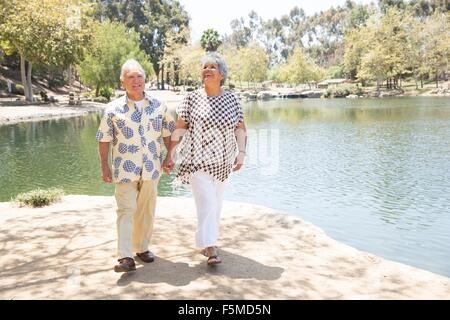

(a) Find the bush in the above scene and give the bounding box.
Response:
[40,91,49,101]
[326,66,344,79]
[324,84,364,98]
[323,89,332,98]
[99,87,113,101]
[13,84,24,95]
[93,96,109,103]
[13,187,64,208]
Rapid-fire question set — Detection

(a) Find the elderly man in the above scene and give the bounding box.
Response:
[96,59,175,272]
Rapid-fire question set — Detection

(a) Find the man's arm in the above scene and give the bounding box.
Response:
[163,136,171,151]
[99,142,112,183]
[162,118,188,175]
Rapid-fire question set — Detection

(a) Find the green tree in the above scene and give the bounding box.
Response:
[345,8,413,90]
[286,48,324,87]
[226,18,252,49]
[176,46,204,88]
[92,0,190,89]
[358,47,390,93]
[237,43,268,88]
[0,0,90,101]
[280,7,307,55]
[269,48,324,88]
[378,0,407,14]
[344,2,373,31]
[161,28,192,87]
[200,29,223,52]
[258,18,287,66]
[223,47,244,87]
[78,21,153,96]
[224,11,261,50]
[421,12,450,88]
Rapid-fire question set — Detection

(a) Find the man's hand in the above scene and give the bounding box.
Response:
[101,165,112,183]
[99,142,112,183]
[162,155,175,176]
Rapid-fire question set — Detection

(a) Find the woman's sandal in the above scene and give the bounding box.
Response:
[202,246,221,265]
[207,255,222,265]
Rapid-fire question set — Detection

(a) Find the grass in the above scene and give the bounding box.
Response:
[13,187,65,208]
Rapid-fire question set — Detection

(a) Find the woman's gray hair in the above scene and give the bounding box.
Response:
[201,52,228,85]
[120,59,146,81]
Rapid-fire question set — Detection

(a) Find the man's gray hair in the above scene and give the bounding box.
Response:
[120,59,146,81]
[201,52,228,85]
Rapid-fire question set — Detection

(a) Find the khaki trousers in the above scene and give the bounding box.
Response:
[114,179,158,259]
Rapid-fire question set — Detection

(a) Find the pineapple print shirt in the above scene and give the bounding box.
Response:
[96,92,175,183]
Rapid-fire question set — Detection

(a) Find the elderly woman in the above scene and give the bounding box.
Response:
[163,52,247,265]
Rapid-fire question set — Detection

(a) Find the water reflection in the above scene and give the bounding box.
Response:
[245,97,450,125]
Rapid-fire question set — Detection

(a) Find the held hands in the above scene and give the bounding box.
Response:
[162,154,175,176]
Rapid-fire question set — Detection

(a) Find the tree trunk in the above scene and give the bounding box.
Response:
[161,64,165,90]
[95,84,100,97]
[68,65,73,88]
[174,63,180,86]
[153,64,160,89]
[420,76,423,88]
[20,53,28,100]
[435,70,439,88]
[26,61,33,102]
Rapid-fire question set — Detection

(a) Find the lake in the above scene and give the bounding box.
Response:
[1,96,449,277]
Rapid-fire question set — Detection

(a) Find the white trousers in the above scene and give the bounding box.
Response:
[190,171,227,248]
[114,180,158,259]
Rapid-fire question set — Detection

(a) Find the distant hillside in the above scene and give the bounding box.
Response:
[0,64,89,98]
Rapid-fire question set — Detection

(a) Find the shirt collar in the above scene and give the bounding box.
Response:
[125,92,153,108]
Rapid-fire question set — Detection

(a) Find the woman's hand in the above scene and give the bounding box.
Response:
[233,151,245,172]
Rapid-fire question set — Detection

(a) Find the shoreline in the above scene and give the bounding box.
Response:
[0,195,449,299]
[1,89,448,127]
[0,102,107,126]
[0,90,183,126]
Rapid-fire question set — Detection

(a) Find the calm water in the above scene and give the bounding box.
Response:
[1,97,450,277]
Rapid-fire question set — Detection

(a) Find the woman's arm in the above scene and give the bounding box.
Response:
[233,121,247,172]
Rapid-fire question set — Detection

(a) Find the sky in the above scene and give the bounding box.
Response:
[178,0,374,41]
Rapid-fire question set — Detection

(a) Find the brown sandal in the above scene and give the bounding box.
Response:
[207,255,222,265]
[201,246,218,257]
